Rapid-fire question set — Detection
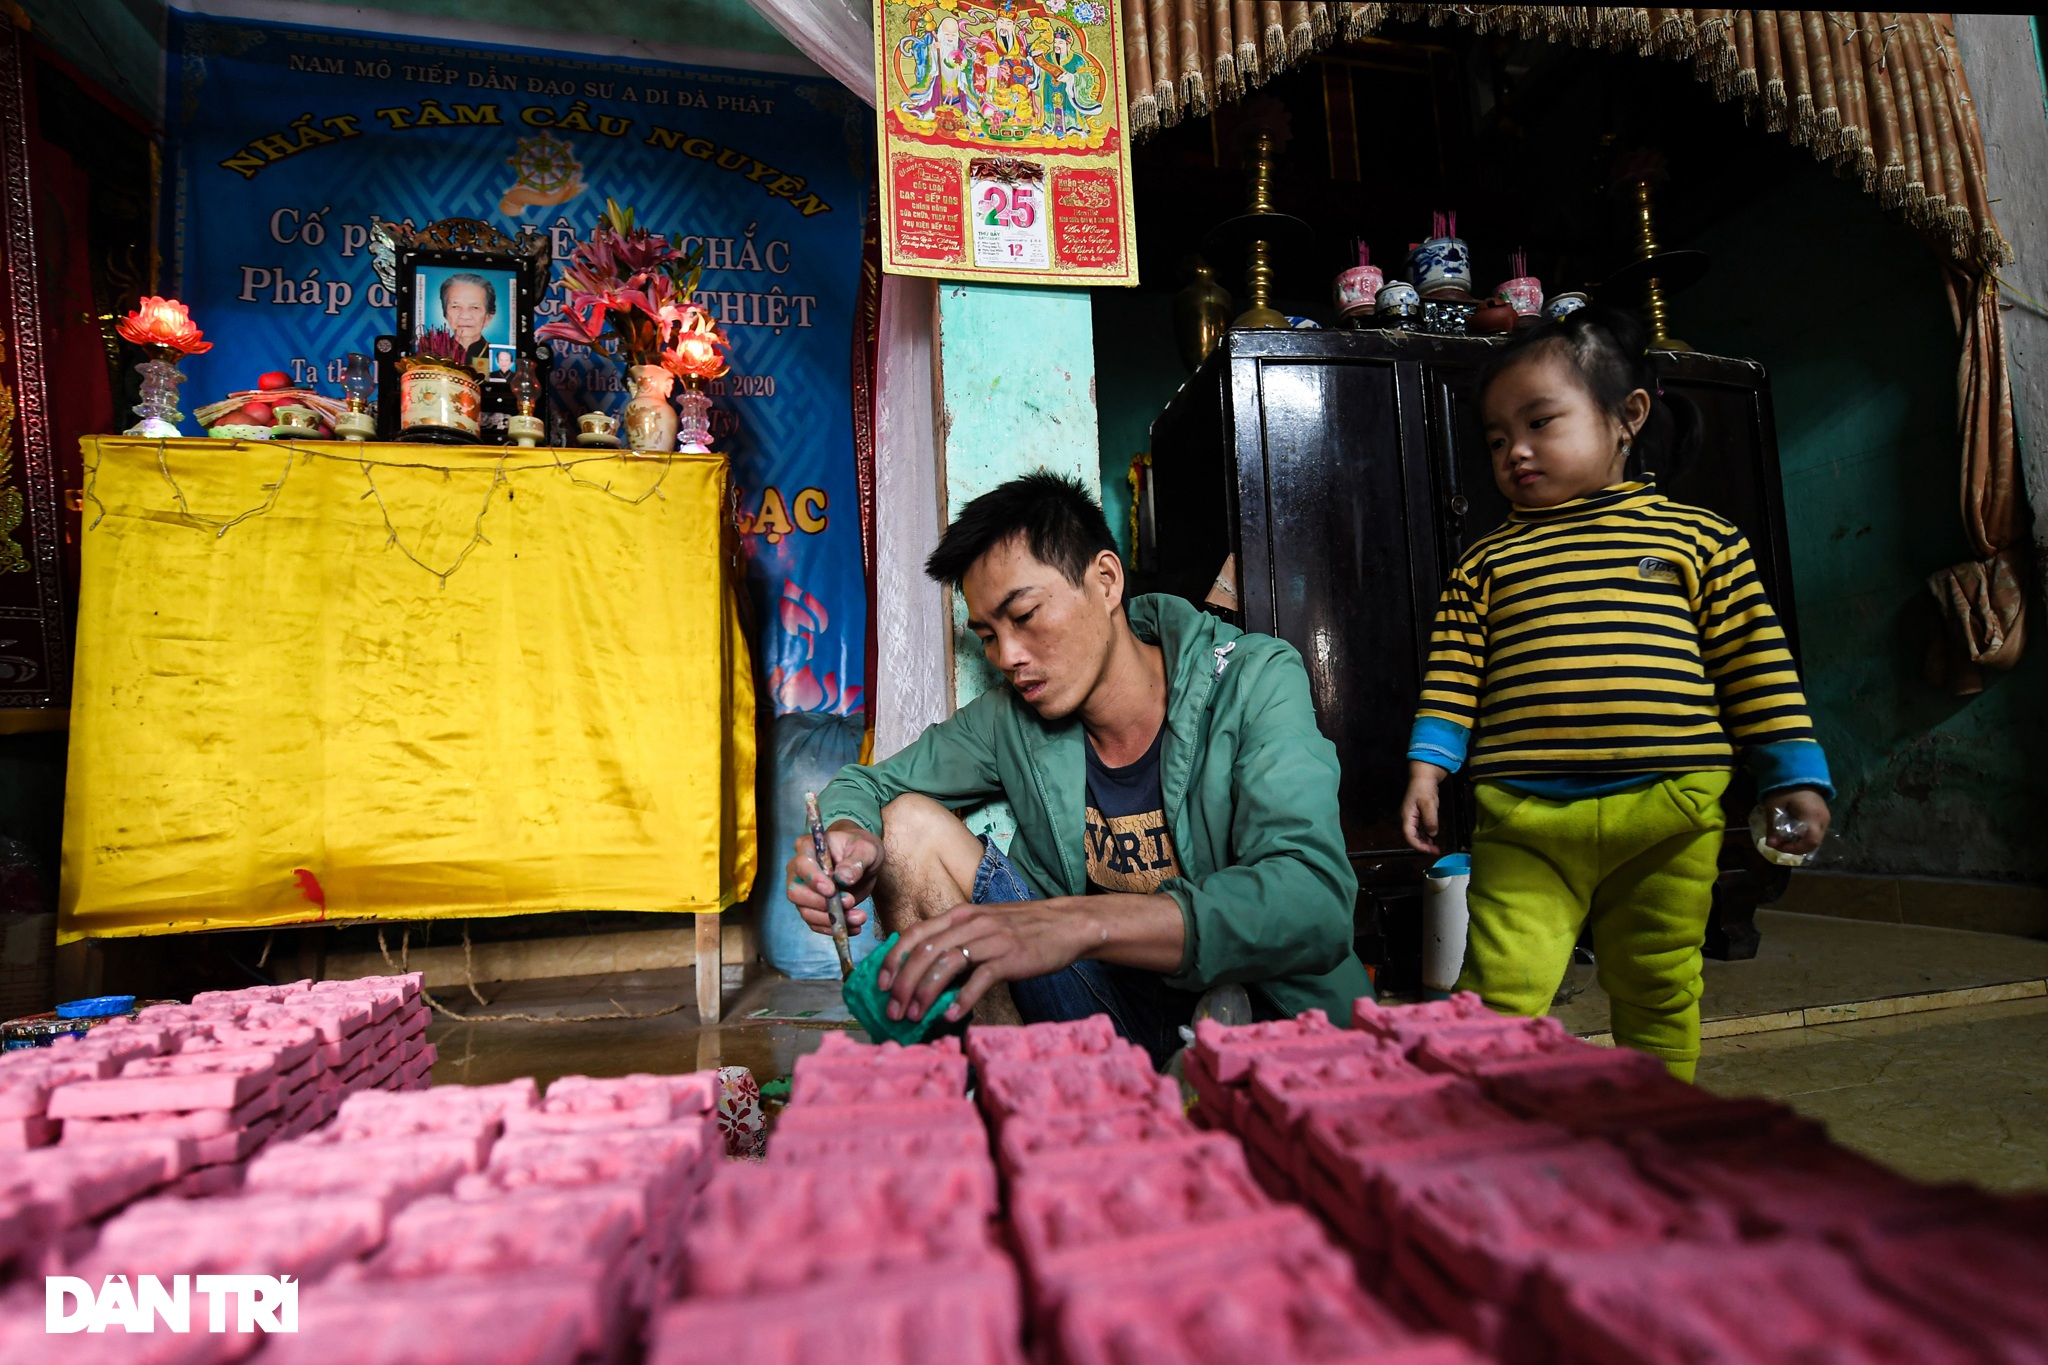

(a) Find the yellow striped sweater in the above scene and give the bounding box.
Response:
[1410,482,1829,793]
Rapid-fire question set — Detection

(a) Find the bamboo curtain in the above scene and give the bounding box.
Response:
[1125,6,2021,677]
[1128,7,2006,268]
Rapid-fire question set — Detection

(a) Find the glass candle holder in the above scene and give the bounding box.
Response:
[123,349,188,438]
[334,351,379,441]
[507,362,546,448]
[676,379,713,453]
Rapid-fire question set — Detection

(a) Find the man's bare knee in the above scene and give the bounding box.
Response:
[881,795,984,881]
[876,794,983,928]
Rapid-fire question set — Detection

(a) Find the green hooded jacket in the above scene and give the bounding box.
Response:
[818,593,1375,1018]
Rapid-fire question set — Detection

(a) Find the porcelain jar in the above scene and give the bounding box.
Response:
[1375,280,1422,318]
[1408,236,1472,296]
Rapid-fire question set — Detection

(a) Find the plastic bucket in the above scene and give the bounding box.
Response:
[1422,853,1472,996]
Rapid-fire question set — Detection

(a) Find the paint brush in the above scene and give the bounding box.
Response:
[803,791,856,979]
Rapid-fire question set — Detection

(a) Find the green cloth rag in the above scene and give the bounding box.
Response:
[842,932,962,1045]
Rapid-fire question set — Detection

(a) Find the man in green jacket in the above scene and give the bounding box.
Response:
[787,473,1373,1065]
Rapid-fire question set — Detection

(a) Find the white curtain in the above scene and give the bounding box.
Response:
[872,275,948,757]
[746,0,951,752]
[745,0,877,104]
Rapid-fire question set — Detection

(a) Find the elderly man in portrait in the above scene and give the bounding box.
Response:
[437,271,498,374]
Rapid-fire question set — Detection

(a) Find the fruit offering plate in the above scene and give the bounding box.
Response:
[194,369,347,438]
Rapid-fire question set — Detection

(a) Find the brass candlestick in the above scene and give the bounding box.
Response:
[1236,133,1288,328]
[1630,180,1676,348]
[1201,128,1314,332]
[1601,163,1710,353]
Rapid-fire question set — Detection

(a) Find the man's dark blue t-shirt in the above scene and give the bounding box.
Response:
[1084,726,1182,895]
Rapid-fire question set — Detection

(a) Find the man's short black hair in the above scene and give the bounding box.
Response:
[924,471,1117,588]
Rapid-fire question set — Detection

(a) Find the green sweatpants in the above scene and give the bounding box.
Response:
[1455,771,1730,1081]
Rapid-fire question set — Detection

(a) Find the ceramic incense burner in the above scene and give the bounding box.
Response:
[1500,276,1544,318]
[396,360,481,442]
[1409,236,1471,297]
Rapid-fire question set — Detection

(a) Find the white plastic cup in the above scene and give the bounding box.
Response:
[1422,853,1472,995]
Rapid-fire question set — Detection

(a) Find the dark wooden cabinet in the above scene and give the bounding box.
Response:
[1139,329,1799,982]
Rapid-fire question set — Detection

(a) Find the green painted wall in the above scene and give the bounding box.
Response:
[932,281,1098,851]
[17,0,160,112]
[1670,172,2046,882]
[936,281,1100,707]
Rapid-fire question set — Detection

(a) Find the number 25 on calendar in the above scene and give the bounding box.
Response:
[970,172,1050,271]
[979,183,1037,228]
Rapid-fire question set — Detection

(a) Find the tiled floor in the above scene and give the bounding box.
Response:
[1543,909,2048,1190]
[426,912,2048,1194]
[1552,908,2048,1037]
[1696,995,2048,1191]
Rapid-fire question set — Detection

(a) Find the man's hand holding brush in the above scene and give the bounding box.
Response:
[787,818,881,936]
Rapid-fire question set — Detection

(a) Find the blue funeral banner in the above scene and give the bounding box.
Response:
[163,9,874,720]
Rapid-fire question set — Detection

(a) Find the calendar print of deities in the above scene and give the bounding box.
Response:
[873,0,1138,286]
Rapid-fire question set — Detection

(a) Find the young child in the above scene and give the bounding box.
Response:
[1400,308,1831,1081]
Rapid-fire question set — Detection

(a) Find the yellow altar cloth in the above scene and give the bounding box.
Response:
[59,438,756,943]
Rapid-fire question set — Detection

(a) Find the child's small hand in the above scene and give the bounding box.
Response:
[1401,762,1448,854]
[1766,788,1831,857]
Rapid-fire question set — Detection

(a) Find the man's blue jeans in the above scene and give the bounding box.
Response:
[971,837,1204,1069]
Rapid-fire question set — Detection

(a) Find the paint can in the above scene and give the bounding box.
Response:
[1422,852,1472,996]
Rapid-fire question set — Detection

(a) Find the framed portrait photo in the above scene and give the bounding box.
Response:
[411,263,519,374]
[372,217,553,442]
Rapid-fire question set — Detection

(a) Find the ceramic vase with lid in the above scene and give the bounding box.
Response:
[1375,280,1421,319]
[622,364,678,454]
